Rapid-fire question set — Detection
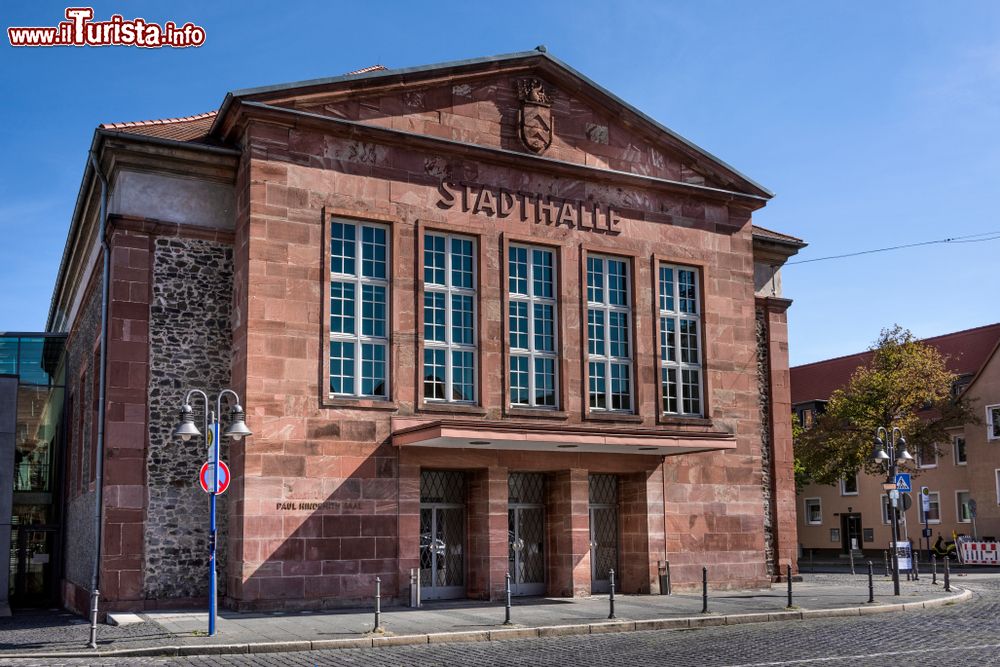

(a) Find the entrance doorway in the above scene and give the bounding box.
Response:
[588,474,618,593]
[840,513,863,554]
[419,471,466,600]
[507,473,545,596]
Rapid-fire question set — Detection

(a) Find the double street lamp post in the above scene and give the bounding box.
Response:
[172,388,252,637]
[871,426,913,597]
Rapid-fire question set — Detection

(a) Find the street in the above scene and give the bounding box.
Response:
[2,574,998,667]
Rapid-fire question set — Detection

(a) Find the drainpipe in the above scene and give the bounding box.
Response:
[86,151,110,649]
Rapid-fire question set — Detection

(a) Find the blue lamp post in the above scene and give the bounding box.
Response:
[172,389,251,636]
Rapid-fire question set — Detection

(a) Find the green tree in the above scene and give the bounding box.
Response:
[794,325,976,486]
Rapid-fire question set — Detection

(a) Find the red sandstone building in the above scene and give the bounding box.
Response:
[47,49,804,613]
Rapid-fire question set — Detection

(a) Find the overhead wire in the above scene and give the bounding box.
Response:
[785,230,1000,265]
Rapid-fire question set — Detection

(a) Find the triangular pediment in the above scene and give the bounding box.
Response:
[216,50,770,199]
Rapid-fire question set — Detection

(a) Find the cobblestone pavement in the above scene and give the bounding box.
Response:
[1,574,996,667]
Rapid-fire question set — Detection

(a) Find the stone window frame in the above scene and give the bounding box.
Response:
[584,251,636,416]
[415,220,486,416]
[656,261,705,417]
[327,217,390,400]
[501,233,568,419]
[320,208,399,411]
[803,497,822,525]
[652,254,712,426]
[506,241,561,411]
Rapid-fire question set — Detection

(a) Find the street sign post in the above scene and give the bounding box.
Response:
[894,473,911,493]
[921,486,931,559]
[199,460,230,494]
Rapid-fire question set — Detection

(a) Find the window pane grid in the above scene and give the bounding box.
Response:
[659,264,702,416]
[329,219,389,399]
[587,254,632,412]
[508,245,559,409]
[424,232,477,404]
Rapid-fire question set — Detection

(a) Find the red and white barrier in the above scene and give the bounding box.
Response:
[958,541,999,565]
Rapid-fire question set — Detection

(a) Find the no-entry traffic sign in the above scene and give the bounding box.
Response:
[199,460,230,495]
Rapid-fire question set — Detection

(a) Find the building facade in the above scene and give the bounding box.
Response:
[47,50,804,613]
[0,334,66,614]
[793,324,1000,556]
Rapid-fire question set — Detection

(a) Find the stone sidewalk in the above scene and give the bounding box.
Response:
[0,574,971,660]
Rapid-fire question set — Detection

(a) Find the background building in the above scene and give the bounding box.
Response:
[46,49,803,614]
[0,333,66,615]
[793,323,1000,557]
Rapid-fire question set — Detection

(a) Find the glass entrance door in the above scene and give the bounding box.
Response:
[508,473,545,596]
[11,528,56,607]
[589,474,618,593]
[419,471,466,600]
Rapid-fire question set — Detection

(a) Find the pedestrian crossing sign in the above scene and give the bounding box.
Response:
[895,473,911,493]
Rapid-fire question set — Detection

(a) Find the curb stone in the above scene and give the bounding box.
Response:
[0,587,972,660]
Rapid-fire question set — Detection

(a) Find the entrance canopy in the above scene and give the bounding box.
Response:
[391,418,736,456]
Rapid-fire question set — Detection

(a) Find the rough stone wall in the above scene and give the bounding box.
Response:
[63,279,102,590]
[144,237,233,599]
[756,305,777,576]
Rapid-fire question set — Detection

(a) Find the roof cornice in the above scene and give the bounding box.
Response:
[231,100,769,210]
[46,131,240,332]
[210,48,773,199]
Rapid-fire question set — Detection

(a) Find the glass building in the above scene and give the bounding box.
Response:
[1,333,66,611]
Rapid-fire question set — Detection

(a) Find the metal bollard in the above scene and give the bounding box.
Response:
[883,550,889,577]
[932,554,937,585]
[867,561,874,603]
[809,549,815,573]
[849,547,855,576]
[608,569,617,619]
[786,564,793,608]
[702,566,709,613]
[504,572,512,625]
[913,553,920,581]
[944,558,951,592]
[374,576,382,631]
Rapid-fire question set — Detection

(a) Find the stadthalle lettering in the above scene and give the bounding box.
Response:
[437,180,621,234]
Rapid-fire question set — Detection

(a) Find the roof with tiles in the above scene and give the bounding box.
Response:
[100,111,217,143]
[97,65,389,144]
[791,323,1000,405]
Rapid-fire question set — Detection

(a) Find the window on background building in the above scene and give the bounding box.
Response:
[587,255,633,412]
[954,436,967,465]
[920,491,941,523]
[840,475,859,496]
[804,498,822,525]
[988,405,1000,441]
[881,495,893,524]
[917,443,939,469]
[799,408,814,429]
[508,245,558,409]
[658,264,703,416]
[995,470,1000,505]
[957,491,973,523]
[423,232,477,403]
[328,219,389,398]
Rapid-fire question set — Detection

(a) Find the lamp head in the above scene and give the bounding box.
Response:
[871,435,889,462]
[172,404,201,442]
[896,436,914,464]
[223,404,252,442]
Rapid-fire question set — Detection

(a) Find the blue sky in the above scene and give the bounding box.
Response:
[1,1,998,365]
